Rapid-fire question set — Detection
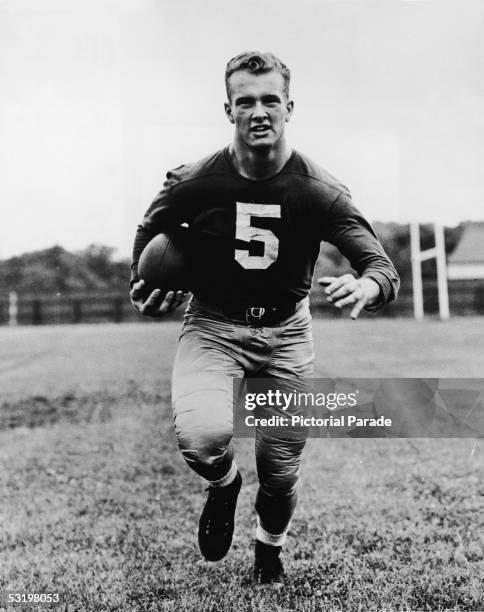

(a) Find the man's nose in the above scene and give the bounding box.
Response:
[252,101,268,120]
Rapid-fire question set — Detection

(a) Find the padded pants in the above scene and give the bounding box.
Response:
[171,297,314,539]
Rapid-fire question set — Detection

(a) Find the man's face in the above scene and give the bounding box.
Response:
[224,70,293,150]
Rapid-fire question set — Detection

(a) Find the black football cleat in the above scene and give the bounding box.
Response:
[198,470,242,561]
[252,541,286,589]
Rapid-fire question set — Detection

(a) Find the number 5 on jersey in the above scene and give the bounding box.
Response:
[234,202,281,270]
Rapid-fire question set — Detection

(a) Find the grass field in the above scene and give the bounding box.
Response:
[0,318,483,611]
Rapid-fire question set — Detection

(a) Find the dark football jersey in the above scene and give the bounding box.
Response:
[131,147,399,309]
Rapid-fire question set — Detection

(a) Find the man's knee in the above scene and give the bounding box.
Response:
[258,464,300,498]
[175,413,233,469]
[256,436,306,498]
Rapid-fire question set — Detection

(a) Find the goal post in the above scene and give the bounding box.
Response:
[8,291,18,326]
[410,223,450,321]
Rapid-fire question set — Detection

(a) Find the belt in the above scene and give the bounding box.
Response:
[220,302,299,326]
[189,296,304,326]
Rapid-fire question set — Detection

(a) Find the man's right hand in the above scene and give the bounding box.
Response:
[130,279,189,318]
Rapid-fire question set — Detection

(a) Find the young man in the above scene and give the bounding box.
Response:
[130,51,399,588]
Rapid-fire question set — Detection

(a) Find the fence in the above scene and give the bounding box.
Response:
[0,292,142,326]
[0,280,483,326]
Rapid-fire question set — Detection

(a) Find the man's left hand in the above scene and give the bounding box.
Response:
[318,274,380,320]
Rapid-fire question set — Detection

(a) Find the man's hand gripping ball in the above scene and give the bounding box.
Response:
[130,279,189,318]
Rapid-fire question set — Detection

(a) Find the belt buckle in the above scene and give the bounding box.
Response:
[246,306,266,324]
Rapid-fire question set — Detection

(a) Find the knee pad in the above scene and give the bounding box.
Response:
[256,436,305,498]
[258,465,300,498]
[174,412,233,469]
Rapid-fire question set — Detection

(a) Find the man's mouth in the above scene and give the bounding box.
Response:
[251,125,271,134]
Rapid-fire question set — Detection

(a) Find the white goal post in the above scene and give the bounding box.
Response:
[410,223,450,320]
[8,291,18,326]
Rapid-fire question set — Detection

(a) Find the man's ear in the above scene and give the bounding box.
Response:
[285,100,294,123]
[224,102,235,124]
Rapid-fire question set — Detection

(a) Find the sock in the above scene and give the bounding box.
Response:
[256,515,289,546]
[205,461,238,488]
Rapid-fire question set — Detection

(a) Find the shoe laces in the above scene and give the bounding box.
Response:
[203,487,234,530]
[205,486,232,504]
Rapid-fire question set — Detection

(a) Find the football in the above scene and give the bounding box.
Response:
[138,229,192,295]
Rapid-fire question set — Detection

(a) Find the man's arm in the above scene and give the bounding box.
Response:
[318,191,400,318]
[130,171,190,317]
[130,169,185,288]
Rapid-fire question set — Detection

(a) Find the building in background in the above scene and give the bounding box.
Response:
[447,222,484,280]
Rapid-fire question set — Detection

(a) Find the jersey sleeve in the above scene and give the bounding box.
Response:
[130,169,187,287]
[321,191,400,311]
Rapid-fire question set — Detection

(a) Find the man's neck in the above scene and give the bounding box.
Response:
[229,140,292,180]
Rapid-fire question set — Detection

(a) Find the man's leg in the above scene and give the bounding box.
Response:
[252,300,314,586]
[254,432,306,545]
[171,312,244,560]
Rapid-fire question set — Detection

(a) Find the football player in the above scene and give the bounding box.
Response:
[130,51,399,588]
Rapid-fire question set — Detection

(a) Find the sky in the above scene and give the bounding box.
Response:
[0,0,483,259]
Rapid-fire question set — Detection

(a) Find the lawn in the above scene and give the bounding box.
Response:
[0,318,483,611]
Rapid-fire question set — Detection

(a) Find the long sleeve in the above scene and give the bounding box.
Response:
[130,169,187,287]
[322,192,400,311]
